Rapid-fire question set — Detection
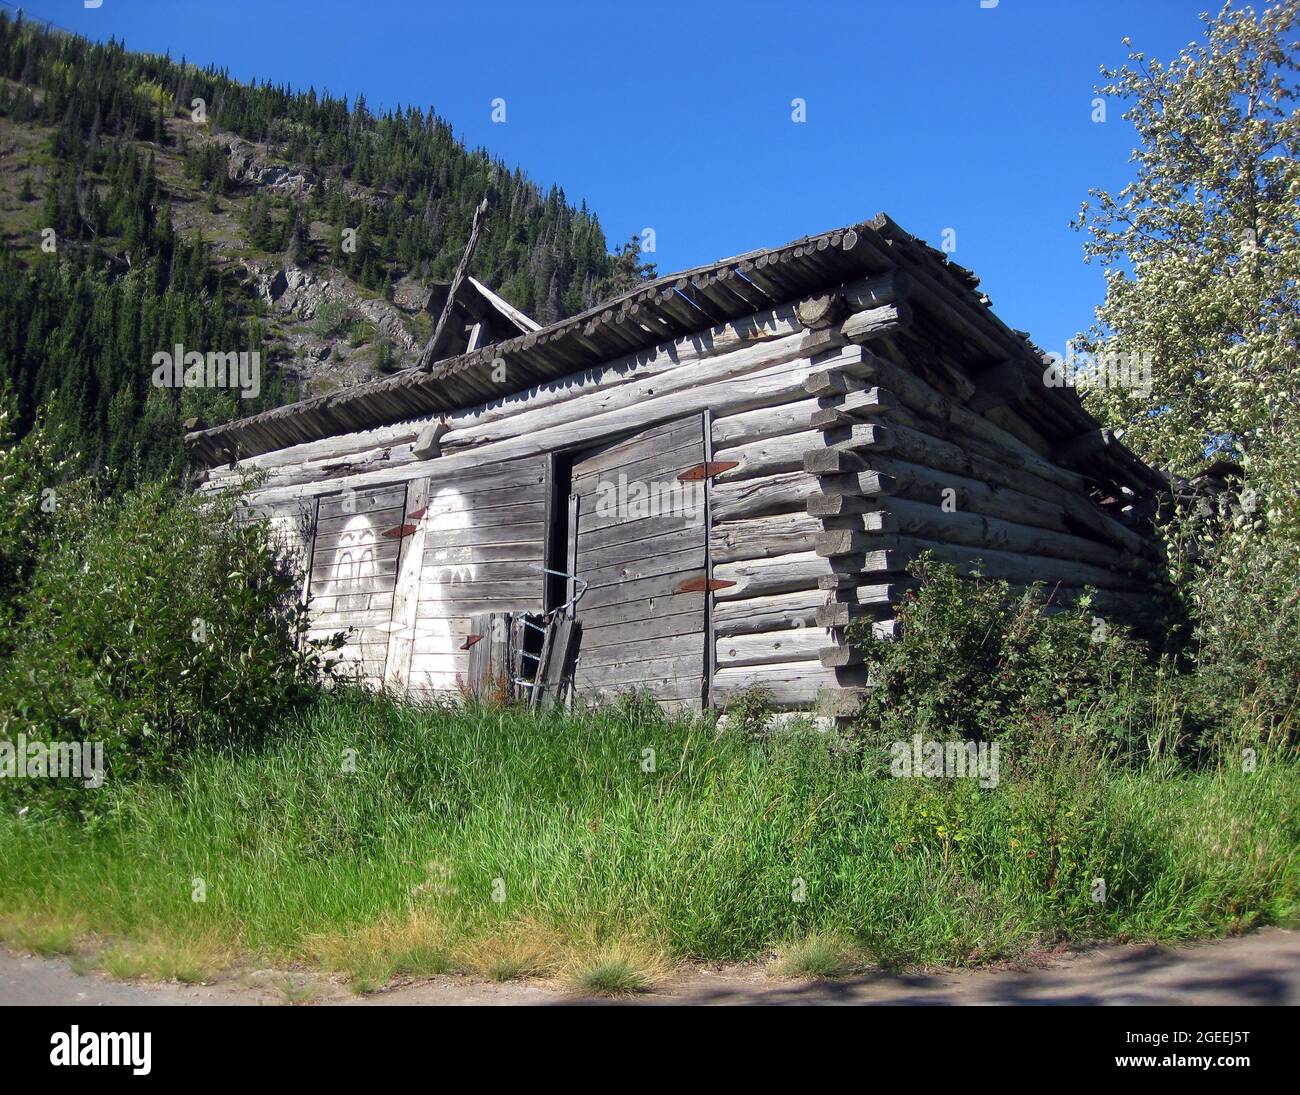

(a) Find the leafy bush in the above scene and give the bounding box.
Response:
[1164,501,1300,743]
[0,480,339,815]
[0,400,98,644]
[311,299,354,339]
[849,557,1157,758]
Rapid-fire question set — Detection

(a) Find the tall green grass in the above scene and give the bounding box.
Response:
[0,690,1295,981]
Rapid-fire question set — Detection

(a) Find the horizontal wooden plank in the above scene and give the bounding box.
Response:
[713,551,832,600]
[407,652,470,674]
[313,509,407,548]
[423,500,547,530]
[420,522,547,550]
[421,558,545,583]
[310,542,403,572]
[710,511,822,563]
[714,428,822,482]
[579,544,706,592]
[415,596,544,617]
[572,595,704,630]
[711,398,821,449]
[317,485,407,520]
[577,570,706,612]
[569,524,703,569]
[712,660,845,710]
[576,651,702,685]
[575,676,703,705]
[710,470,818,522]
[571,416,701,475]
[716,628,829,667]
[580,607,705,647]
[576,506,704,541]
[712,589,825,637]
[578,632,701,670]
[572,435,703,491]
[309,573,399,597]
[309,591,394,614]
[417,579,543,604]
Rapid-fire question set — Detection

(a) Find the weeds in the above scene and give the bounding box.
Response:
[0,689,1293,993]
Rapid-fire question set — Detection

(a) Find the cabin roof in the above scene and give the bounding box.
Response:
[185,212,1164,500]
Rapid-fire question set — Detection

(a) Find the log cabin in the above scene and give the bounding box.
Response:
[185,213,1167,716]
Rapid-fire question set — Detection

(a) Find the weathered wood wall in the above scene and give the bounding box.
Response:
[204,256,1158,715]
[570,417,707,707]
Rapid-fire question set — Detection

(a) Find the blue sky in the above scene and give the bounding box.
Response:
[35,0,1210,353]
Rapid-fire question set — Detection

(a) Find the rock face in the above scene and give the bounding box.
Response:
[224,136,320,198]
[176,128,428,394]
[252,261,417,352]
[245,260,422,395]
[392,277,432,313]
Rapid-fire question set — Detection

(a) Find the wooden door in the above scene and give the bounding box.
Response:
[306,482,411,685]
[569,416,709,708]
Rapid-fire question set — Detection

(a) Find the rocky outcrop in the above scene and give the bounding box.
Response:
[224,136,320,198]
[250,261,419,353]
[392,277,432,313]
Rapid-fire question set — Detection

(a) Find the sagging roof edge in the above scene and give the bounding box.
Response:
[184,212,1167,501]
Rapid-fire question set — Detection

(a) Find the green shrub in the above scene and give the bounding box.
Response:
[311,299,353,339]
[849,557,1156,759]
[347,320,375,348]
[0,480,340,815]
[1165,508,1300,746]
[0,400,98,645]
[722,685,775,737]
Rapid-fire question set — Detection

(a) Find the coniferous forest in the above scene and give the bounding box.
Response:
[0,13,654,489]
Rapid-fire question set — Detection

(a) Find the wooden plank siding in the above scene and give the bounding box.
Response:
[306,482,410,685]
[570,416,708,708]
[408,458,548,698]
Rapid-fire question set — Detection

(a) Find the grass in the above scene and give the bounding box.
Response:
[771,934,865,980]
[566,943,665,996]
[0,910,84,957]
[453,920,561,982]
[97,938,225,984]
[0,689,1296,992]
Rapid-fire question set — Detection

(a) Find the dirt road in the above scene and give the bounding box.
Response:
[2,928,1296,1006]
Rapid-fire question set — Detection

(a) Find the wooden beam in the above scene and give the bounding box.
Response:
[419,195,490,372]
[967,358,1031,413]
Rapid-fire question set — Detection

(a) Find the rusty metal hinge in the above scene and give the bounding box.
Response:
[678,461,738,481]
[676,576,735,594]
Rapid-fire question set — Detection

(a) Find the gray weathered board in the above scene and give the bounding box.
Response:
[570,415,708,707]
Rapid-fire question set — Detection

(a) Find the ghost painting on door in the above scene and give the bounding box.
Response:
[413,487,477,693]
[329,514,377,613]
[422,487,476,611]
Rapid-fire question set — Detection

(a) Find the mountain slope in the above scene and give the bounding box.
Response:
[0,12,654,486]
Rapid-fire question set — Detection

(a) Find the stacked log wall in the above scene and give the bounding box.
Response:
[800,334,1162,717]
